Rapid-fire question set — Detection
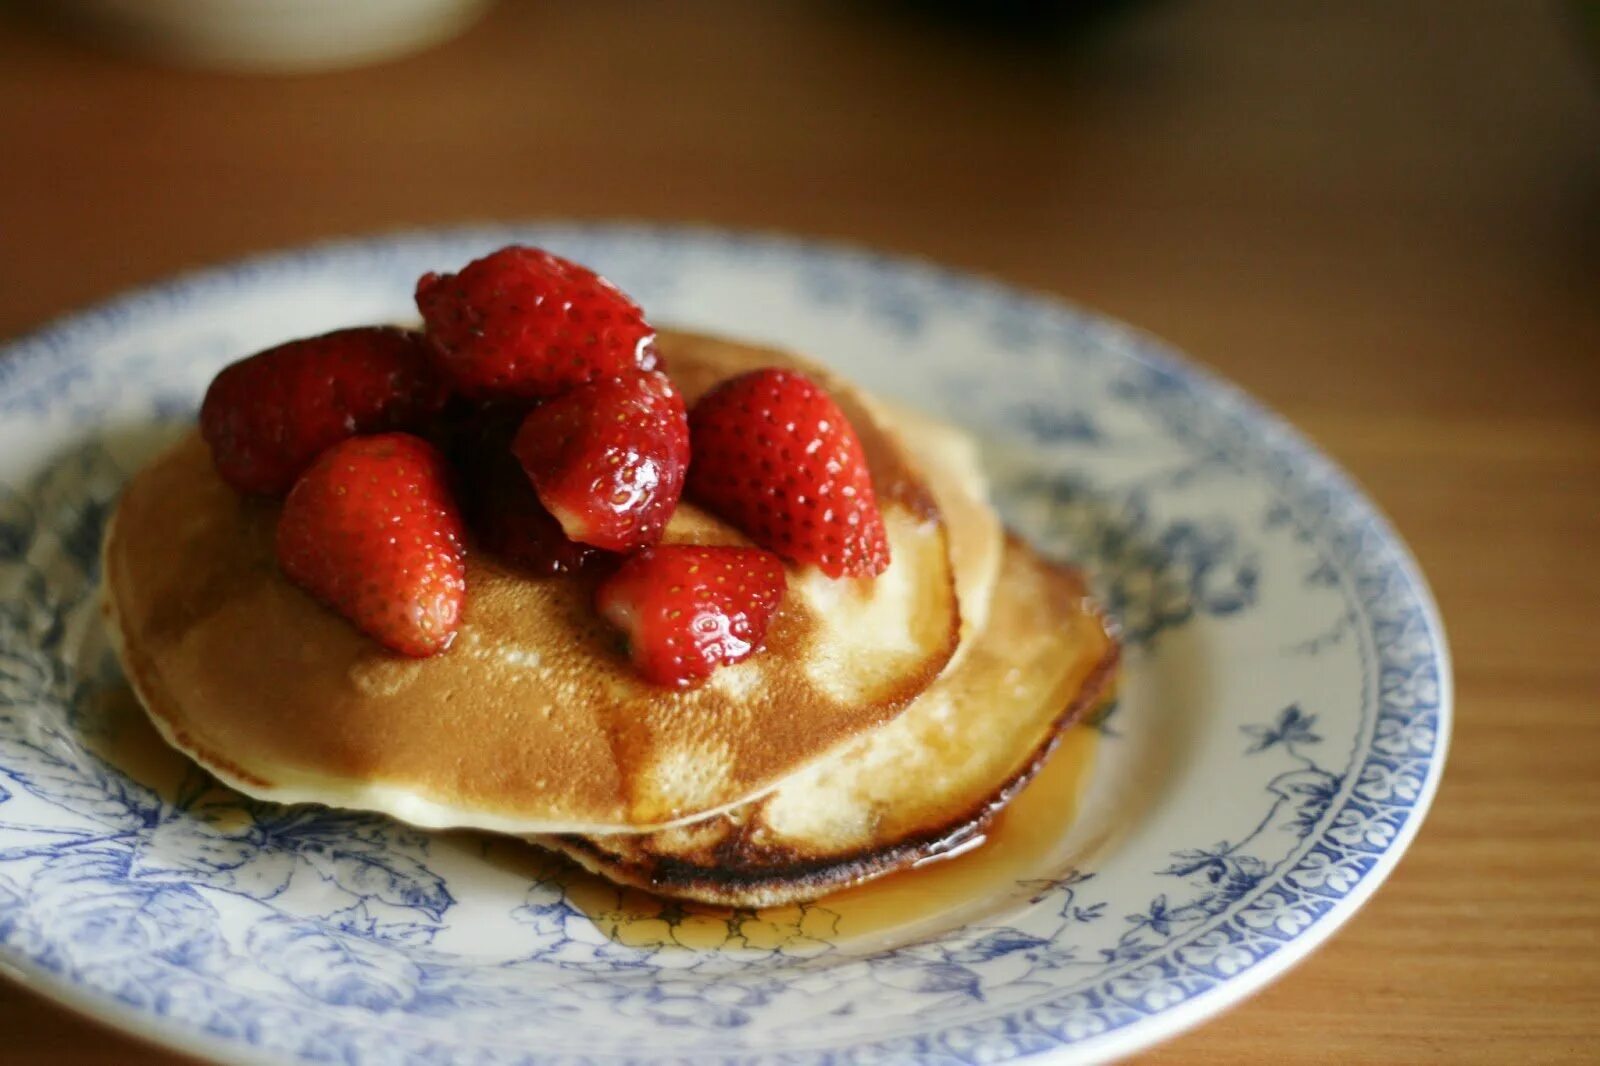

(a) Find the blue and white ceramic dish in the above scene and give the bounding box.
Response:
[0,224,1450,1064]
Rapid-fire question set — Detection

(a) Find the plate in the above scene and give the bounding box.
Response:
[0,224,1450,1064]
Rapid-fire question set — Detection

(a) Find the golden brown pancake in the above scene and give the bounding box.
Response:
[540,537,1118,907]
[103,331,962,834]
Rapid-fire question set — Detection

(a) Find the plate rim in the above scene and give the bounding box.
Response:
[0,221,1453,1065]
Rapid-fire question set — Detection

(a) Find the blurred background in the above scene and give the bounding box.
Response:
[0,1,1596,1062]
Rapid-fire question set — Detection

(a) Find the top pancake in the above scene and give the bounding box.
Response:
[103,331,961,834]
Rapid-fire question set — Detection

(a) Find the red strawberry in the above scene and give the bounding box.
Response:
[511,370,688,552]
[447,405,599,576]
[276,433,466,657]
[686,368,890,578]
[595,545,786,688]
[415,245,658,400]
[200,327,448,496]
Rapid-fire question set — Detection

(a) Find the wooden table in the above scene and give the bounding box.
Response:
[1,1,1596,1061]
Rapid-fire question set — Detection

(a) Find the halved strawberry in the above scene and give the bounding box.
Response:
[446,404,599,576]
[276,433,466,657]
[686,368,890,578]
[200,326,448,496]
[595,545,786,688]
[511,370,688,553]
[415,245,658,400]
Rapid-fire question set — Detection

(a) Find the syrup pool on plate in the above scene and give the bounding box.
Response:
[90,682,1099,954]
[810,723,1099,947]
[472,725,1100,953]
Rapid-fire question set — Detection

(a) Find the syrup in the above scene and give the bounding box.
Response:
[820,724,1097,944]
[90,682,1097,953]
[474,724,1098,951]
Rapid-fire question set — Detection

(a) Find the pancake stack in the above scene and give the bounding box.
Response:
[105,329,1118,907]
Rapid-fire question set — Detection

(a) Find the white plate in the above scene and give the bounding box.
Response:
[0,224,1450,1064]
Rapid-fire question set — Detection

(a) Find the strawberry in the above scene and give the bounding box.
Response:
[686,368,890,578]
[595,545,786,688]
[276,433,467,657]
[511,370,688,552]
[415,245,658,400]
[447,405,599,576]
[200,326,448,496]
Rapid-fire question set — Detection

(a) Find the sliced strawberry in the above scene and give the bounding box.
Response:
[511,370,688,553]
[200,326,448,496]
[686,368,890,578]
[595,545,786,688]
[415,245,658,401]
[447,405,599,576]
[276,433,466,657]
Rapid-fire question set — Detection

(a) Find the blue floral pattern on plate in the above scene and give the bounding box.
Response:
[0,224,1450,1064]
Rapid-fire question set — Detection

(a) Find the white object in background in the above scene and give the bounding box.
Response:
[48,0,493,73]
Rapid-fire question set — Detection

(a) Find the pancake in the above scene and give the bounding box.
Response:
[103,331,963,834]
[872,399,1003,660]
[540,537,1117,907]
